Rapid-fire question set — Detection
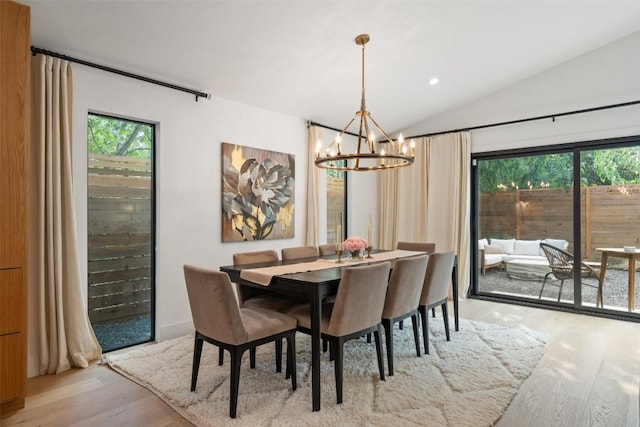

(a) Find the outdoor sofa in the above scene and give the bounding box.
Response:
[478,238,569,279]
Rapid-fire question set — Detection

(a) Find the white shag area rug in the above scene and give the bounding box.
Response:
[105,318,549,427]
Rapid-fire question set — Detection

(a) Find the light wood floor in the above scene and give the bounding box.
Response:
[2,299,639,426]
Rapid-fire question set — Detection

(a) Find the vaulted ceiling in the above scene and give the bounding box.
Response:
[22,1,640,134]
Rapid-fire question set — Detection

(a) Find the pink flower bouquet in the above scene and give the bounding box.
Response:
[342,236,368,251]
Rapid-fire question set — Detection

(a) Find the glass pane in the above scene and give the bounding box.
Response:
[87,113,154,352]
[580,145,640,313]
[326,165,345,244]
[477,153,575,304]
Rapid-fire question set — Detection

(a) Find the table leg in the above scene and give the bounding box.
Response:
[452,255,459,331]
[628,257,636,312]
[311,288,321,411]
[599,253,608,295]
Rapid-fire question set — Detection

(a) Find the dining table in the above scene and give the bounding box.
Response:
[596,247,640,311]
[220,249,459,411]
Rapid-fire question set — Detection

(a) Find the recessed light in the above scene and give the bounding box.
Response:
[429,77,439,85]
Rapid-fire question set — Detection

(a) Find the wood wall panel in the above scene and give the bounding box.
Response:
[0,0,30,415]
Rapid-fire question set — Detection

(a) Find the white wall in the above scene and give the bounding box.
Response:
[403,31,640,152]
[28,65,309,376]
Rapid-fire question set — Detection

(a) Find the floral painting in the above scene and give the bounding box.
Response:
[221,142,295,241]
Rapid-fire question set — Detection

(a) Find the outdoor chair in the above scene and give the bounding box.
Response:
[183,265,297,418]
[539,242,604,307]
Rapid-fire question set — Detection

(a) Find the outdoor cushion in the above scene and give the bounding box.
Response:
[483,244,504,254]
[501,254,547,262]
[543,238,568,250]
[515,239,541,256]
[478,238,489,250]
[490,238,515,255]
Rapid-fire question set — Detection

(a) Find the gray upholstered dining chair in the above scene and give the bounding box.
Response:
[419,251,456,355]
[285,262,391,404]
[183,265,297,418]
[396,241,436,254]
[318,243,336,256]
[232,250,300,372]
[281,245,319,261]
[395,241,436,325]
[381,254,428,375]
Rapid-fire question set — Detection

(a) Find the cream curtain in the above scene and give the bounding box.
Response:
[378,132,471,296]
[31,55,102,374]
[305,125,321,246]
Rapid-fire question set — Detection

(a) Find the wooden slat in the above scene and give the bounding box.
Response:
[89,266,151,285]
[88,185,151,198]
[88,174,151,188]
[88,256,151,274]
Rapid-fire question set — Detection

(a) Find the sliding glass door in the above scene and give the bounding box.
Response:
[579,145,640,312]
[473,137,640,318]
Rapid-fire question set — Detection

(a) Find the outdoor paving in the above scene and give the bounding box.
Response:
[478,266,640,312]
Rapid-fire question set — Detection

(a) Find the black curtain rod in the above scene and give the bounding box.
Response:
[306,120,359,138]
[408,99,640,139]
[31,46,211,102]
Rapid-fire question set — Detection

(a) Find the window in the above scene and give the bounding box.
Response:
[473,137,640,319]
[326,164,346,244]
[87,113,155,351]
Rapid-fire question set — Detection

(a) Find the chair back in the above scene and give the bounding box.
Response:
[540,242,574,279]
[420,251,455,306]
[396,241,436,254]
[327,262,391,337]
[183,265,248,345]
[233,250,279,266]
[382,255,428,320]
[281,246,319,261]
[318,244,336,256]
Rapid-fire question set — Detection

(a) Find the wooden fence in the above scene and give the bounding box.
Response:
[480,184,640,260]
[88,153,152,324]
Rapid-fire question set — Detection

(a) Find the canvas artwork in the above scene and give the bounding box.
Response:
[221,142,295,241]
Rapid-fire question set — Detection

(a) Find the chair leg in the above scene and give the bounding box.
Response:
[382,319,393,376]
[333,338,344,404]
[557,280,565,302]
[322,338,328,353]
[539,273,551,299]
[399,320,404,330]
[275,339,283,373]
[366,333,372,343]
[374,325,385,382]
[250,347,256,369]
[218,346,224,366]
[432,307,436,318]
[411,314,421,357]
[229,348,243,418]
[598,281,604,308]
[442,302,450,342]
[286,334,297,390]
[191,337,204,391]
[419,305,430,355]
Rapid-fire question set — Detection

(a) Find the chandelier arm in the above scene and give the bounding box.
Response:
[326,116,357,152]
[367,115,397,147]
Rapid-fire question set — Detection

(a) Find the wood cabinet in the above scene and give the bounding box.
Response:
[0,0,30,415]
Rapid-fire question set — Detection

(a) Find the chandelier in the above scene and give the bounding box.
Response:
[314,34,415,171]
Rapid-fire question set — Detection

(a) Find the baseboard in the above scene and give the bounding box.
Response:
[156,320,193,342]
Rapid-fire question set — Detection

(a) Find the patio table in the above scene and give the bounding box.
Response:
[596,247,640,312]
